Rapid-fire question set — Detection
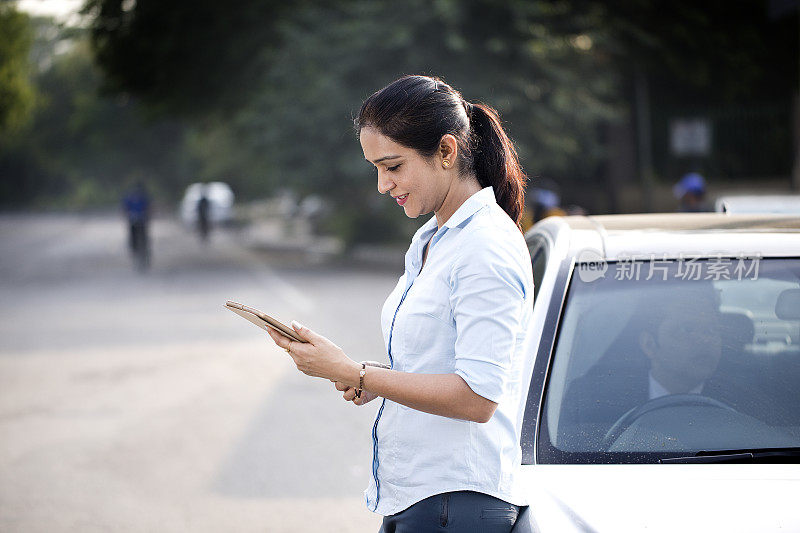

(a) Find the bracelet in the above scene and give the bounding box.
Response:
[354,361,388,400]
[355,363,366,399]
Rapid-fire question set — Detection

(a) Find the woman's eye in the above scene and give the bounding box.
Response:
[387,164,401,172]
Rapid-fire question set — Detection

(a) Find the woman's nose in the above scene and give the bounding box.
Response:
[377,172,394,194]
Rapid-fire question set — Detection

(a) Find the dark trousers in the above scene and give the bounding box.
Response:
[378,491,519,533]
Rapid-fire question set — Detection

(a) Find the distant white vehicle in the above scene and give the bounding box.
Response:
[180,182,235,226]
[715,194,800,214]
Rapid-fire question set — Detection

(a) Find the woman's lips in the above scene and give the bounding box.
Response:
[396,194,408,206]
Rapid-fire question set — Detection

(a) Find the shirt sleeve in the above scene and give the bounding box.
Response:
[449,231,529,403]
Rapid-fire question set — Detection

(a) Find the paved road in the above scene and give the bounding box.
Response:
[0,213,400,532]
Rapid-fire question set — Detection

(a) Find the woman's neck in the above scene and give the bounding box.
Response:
[435,177,482,229]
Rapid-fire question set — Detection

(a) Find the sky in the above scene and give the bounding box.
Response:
[15,0,84,22]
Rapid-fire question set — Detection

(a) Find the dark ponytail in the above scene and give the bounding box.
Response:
[356,75,528,229]
[467,103,527,227]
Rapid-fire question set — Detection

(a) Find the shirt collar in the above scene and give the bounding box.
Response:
[406,186,497,277]
[648,372,703,400]
[443,186,496,229]
[412,186,496,240]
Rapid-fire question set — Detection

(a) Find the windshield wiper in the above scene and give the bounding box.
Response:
[660,447,800,464]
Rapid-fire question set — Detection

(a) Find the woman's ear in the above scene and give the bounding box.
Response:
[438,134,458,165]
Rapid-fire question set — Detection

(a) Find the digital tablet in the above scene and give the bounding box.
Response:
[224,300,308,343]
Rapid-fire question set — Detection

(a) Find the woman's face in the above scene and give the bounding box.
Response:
[359,126,448,219]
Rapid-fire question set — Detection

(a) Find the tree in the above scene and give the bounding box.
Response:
[76,0,798,229]
[83,0,295,117]
[0,17,192,208]
[0,3,35,134]
[186,0,620,216]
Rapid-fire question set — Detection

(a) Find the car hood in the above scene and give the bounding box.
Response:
[518,464,800,532]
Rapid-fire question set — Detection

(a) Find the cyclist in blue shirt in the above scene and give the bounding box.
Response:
[122,181,151,269]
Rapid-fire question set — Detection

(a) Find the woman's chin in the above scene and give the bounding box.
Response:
[402,205,420,218]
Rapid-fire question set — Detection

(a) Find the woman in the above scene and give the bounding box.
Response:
[266,75,534,532]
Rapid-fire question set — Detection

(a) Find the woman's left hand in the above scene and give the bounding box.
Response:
[334,380,379,405]
[265,321,359,384]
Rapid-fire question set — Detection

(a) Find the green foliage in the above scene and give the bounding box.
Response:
[0,19,192,208]
[83,0,295,117]
[0,3,36,133]
[4,0,796,236]
[183,0,622,243]
[594,1,796,103]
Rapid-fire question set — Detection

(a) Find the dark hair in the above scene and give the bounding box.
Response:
[355,75,527,228]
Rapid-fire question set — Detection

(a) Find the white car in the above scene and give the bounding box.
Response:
[715,194,800,214]
[179,182,235,226]
[513,213,800,532]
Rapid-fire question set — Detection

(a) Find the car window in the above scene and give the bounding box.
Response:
[528,238,548,303]
[539,257,800,463]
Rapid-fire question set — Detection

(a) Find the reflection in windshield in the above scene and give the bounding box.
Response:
[543,258,800,462]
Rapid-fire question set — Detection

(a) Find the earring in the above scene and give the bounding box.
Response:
[442,160,450,168]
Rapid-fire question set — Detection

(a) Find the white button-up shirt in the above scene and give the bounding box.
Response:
[364,186,534,515]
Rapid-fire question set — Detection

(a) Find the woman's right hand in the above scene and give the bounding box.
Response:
[334,381,378,406]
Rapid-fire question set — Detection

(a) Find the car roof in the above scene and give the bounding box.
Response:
[714,194,800,214]
[531,213,800,260]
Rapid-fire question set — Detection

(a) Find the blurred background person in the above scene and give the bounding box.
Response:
[197,184,211,243]
[122,181,151,270]
[520,178,566,231]
[673,172,711,212]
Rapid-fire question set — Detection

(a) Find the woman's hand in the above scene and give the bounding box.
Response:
[265,321,360,385]
[334,381,379,406]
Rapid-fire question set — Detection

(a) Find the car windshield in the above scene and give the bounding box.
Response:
[541,256,800,463]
